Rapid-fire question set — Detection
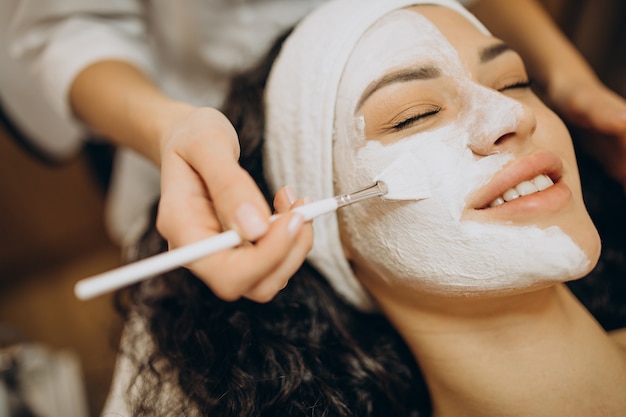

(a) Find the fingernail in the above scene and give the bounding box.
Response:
[284,185,297,204]
[236,203,268,239]
[288,213,304,236]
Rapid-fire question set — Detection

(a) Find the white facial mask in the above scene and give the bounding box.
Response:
[334,10,589,294]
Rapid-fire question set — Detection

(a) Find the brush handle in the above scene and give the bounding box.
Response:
[74,197,339,300]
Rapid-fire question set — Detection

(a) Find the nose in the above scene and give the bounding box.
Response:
[465,86,536,156]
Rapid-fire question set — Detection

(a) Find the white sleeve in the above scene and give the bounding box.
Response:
[7,0,155,147]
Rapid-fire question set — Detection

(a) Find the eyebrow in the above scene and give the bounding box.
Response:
[355,43,514,112]
[355,65,441,112]
[480,42,513,63]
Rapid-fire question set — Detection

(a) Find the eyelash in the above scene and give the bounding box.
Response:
[499,78,532,91]
[392,107,441,130]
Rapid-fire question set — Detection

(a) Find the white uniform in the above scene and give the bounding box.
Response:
[5,0,327,243]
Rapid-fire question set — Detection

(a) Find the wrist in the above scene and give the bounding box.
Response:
[544,68,601,109]
[150,100,197,164]
[541,48,600,99]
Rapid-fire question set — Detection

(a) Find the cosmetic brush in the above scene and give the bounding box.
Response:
[74,153,430,300]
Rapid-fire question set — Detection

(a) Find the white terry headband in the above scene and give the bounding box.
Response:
[264,0,490,311]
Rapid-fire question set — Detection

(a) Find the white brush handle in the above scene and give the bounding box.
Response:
[74,197,339,300]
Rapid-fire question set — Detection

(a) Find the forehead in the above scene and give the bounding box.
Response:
[411,5,494,65]
[338,6,489,110]
[348,7,460,71]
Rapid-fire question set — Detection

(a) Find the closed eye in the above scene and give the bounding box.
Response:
[499,78,532,92]
[392,107,441,130]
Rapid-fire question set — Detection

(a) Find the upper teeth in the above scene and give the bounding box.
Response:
[488,174,554,207]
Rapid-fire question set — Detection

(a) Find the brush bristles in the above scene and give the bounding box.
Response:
[374,154,431,201]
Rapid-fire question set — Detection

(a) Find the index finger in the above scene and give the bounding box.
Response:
[174,117,273,242]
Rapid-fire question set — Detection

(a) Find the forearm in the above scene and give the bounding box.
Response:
[69,60,194,165]
[469,0,598,93]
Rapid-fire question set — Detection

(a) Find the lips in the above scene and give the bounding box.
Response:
[469,150,565,211]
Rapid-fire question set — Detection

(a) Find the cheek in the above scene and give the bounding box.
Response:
[335,119,514,223]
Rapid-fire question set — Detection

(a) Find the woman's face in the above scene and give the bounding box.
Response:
[333,6,600,297]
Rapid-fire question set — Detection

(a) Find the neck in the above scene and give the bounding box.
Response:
[374,284,626,417]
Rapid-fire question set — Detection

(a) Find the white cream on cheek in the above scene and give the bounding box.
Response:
[334,10,589,294]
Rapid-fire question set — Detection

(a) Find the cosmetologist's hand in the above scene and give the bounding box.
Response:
[157,106,313,302]
[549,77,626,192]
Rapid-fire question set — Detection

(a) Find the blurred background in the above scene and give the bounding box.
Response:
[0,0,624,416]
[546,0,626,95]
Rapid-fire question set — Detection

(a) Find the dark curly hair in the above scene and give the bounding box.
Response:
[114,31,626,417]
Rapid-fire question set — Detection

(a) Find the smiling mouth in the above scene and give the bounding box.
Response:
[486,174,555,208]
